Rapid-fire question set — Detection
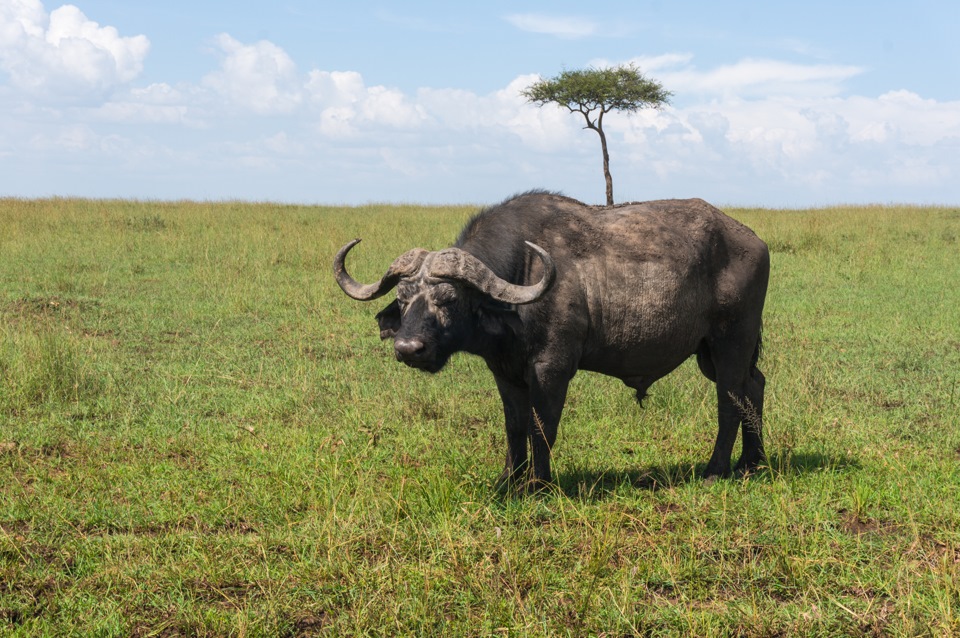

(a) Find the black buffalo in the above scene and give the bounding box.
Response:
[334,191,769,489]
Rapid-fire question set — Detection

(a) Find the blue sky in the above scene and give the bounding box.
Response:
[1,0,958,206]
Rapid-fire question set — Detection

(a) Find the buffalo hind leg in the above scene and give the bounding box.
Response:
[702,339,765,479]
[698,341,738,478]
[704,383,741,479]
[733,365,765,474]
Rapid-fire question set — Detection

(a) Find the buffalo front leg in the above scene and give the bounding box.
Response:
[527,366,570,489]
[494,376,530,489]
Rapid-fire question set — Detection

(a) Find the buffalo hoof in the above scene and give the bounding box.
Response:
[525,478,552,495]
[494,468,526,494]
[495,471,552,496]
[701,465,731,483]
[734,455,766,476]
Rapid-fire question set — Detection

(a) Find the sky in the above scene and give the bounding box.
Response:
[1,0,959,207]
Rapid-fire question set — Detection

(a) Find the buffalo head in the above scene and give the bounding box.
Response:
[333,239,555,372]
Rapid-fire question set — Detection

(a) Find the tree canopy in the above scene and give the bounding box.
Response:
[523,65,671,206]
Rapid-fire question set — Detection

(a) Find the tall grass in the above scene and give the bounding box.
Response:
[0,318,104,410]
[0,198,958,636]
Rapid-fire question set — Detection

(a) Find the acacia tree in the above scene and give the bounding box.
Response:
[522,64,671,206]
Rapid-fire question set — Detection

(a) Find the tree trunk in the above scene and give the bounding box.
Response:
[598,127,614,206]
[582,110,614,207]
[592,110,614,206]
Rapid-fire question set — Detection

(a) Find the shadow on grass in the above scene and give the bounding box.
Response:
[549,450,859,501]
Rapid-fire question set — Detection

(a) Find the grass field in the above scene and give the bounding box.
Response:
[1,197,959,636]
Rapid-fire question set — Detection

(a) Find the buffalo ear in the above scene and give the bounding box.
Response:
[375,299,401,340]
[477,304,522,337]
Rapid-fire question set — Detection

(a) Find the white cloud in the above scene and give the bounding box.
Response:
[618,55,863,99]
[202,33,302,114]
[91,83,199,125]
[0,0,148,100]
[36,123,98,151]
[414,74,583,153]
[504,13,597,39]
[360,85,424,128]
[262,131,304,155]
[498,75,582,151]
[94,100,191,126]
[316,106,357,137]
[836,91,960,147]
[638,89,959,202]
[304,69,425,137]
[379,147,423,177]
[697,59,862,97]
[305,70,365,108]
[617,53,695,73]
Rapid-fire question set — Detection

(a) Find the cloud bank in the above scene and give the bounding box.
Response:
[0,3,957,205]
[0,0,149,100]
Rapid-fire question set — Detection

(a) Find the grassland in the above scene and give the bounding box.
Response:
[1,197,958,636]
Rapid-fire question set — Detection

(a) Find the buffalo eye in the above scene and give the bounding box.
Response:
[395,284,416,312]
[431,283,458,306]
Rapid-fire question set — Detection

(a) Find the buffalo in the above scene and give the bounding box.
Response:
[334,191,769,489]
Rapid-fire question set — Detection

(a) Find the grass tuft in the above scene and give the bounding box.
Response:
[0,321,106,411]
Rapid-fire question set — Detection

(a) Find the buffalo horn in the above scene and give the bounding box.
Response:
[333,239,428,301]
[428,241,556,305]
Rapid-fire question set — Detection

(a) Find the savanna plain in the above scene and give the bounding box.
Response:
[1,198,959,637]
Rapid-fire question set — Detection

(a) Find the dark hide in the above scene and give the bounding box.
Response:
[337,191,770,489]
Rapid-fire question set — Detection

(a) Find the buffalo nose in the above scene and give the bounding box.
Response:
[394,337,425,359]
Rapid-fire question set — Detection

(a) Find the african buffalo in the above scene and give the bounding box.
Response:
[334,191,769,489]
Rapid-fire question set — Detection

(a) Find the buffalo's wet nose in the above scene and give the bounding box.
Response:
[394,338,425,359]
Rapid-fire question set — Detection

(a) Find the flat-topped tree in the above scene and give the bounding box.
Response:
[523,65,671,206]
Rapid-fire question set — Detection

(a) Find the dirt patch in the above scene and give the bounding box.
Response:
[0,520,31,536]
[838,509,899,536]
[8,441,74,460]
[0,576,58,625]
[69,518,260,538]
[130,616,201,638]
[0,608,26,625]
[186,578,260,607]
[653,502,682,515]
[912,534,960,568]
[285,611,330,637]
[5,296,97,318]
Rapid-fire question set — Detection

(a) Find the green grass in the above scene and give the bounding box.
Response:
[1,197,959,636]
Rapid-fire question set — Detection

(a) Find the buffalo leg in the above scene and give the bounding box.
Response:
[704,382,741,479]
[734,365,765,473]
[703,338,766,478]
[494,376,530,488]
[527,366,570,488]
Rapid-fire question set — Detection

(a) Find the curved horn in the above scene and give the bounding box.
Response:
[333,239,428,301]
[428,241,556,305]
